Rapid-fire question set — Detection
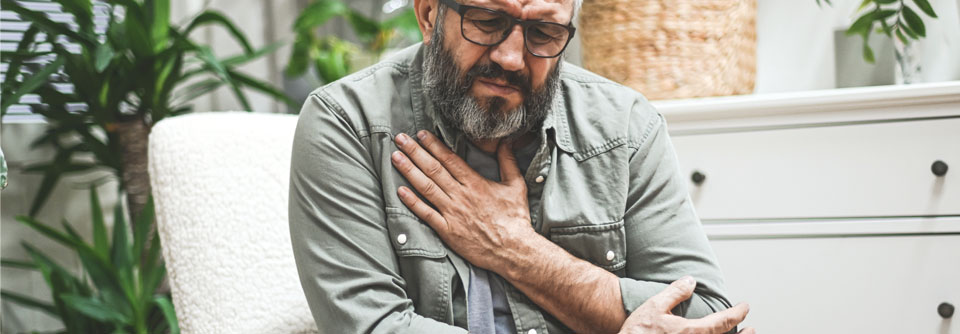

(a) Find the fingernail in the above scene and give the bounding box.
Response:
[395,133,407,145]
[417,130,427,140]
[682,276,695,287]
[397,187,409,198]
[392,151,404,163]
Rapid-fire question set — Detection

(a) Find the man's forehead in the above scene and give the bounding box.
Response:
[459,0,573,23]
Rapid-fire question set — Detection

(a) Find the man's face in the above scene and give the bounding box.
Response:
[421,0,573,140]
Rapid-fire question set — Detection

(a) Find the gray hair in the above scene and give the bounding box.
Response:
[572,0,582,23]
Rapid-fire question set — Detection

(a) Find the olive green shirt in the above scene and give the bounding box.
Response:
[288,43,732,334]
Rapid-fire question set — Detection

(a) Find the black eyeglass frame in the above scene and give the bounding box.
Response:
[438,0,576,58]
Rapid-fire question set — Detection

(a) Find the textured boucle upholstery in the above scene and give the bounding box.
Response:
[148,112,318,333]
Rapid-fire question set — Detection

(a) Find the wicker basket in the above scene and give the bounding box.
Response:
[579,0,757,100]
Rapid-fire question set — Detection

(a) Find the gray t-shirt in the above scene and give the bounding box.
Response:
[463,138,539,334]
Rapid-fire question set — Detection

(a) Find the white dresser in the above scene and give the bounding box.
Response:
[655,81,960,334]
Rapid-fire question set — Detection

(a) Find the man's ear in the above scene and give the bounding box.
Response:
[414,0,438,45]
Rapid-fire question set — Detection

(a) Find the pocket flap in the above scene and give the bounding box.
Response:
[549,220,626,271]
[385,207,447,258]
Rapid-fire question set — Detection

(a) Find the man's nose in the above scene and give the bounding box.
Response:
[489,25,525,73]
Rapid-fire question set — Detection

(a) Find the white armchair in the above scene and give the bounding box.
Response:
[148,112,318,333]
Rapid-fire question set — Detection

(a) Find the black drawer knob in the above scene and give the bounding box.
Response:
[932,160,948,177]
[939,302,955,319]
[691,171,706,185]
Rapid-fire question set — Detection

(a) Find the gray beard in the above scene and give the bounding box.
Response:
[421,11,562,141]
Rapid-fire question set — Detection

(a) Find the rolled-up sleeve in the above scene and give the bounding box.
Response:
[618,104,733,320]
[288,93,467,334]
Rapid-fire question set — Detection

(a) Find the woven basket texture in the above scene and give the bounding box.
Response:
[579,0,757,100]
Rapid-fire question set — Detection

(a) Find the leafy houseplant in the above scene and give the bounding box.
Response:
[1,189,177,334]
[286,0,422,84]
[0,0,295,222]
[819,0,939,66]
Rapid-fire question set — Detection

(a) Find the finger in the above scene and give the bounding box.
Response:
[392,150,451,205]
[645,276,696,313]
[416,130,476,183]
[397,186,449,234]
[394,133,460,193]
[738,327,756,334]
[496,139,523,185]
[690,303,750,334]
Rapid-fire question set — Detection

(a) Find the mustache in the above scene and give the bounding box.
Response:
[464,62,532,96]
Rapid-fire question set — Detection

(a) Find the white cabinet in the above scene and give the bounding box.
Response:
[656,81,960,334]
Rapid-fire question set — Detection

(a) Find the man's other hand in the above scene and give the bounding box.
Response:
[619,277,755,334]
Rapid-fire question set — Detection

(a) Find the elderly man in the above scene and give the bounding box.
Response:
[288,0,753,333]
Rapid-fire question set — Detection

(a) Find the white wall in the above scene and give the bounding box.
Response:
[753,0,960,93]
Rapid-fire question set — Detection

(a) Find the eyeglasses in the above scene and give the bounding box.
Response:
[439,0,576,58]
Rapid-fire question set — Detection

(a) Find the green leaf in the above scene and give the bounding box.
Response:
[862,43,875,63]
[227,69,297,108]
[60,294,131,323]
[896,28,910,44]
[153,296,180,334]
[90,187,110,258]
[346,10,382,43]
[846,12,875,36]
[1,259,38,270]
[902,6,926,37]
[150,0,172,53]
[900,21,920,39]
[285,32,314,77]
[122,5,155,56]
[22,243,86,295]
[195,46,252,111]
[94,43,115,73]
[383,9,423,42]
[857,0,872,11]
[110,203,134,300]
[171,79,224,106]
[293,0,350,31]
[874,0,897,4]
[912,0,937,18]
[0,290,58,316]
[875,9,897,20]
[184,11,254,54]
[1,57,66,114]
[16,215,79,248]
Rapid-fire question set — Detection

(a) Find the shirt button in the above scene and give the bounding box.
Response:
[535,175,545,183]
[397,233,407,245]
[606,250,616,262]
[527,329,537,334]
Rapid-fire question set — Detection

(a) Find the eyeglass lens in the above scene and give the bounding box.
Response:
[461,7,570,57]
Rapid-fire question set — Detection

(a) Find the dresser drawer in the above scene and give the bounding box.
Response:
[709,219,960,334]
[671,118,960,220]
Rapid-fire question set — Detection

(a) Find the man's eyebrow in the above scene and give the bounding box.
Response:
[465,0,569,23]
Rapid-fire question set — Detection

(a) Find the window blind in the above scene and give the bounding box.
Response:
[1,0,109,122]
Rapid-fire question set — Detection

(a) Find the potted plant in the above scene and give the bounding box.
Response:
[821,0,939,83]
[0,0,295,224]
[1,189,175,334]
[285,0,421,85]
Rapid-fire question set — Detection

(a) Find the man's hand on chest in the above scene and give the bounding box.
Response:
[391,130,538,275]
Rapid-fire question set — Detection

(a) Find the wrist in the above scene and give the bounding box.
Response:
[498,227,551,283]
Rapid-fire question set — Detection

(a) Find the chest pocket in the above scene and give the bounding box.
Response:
[384,207,452,321]
[385,207,446,258]
[549,220,627,273]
